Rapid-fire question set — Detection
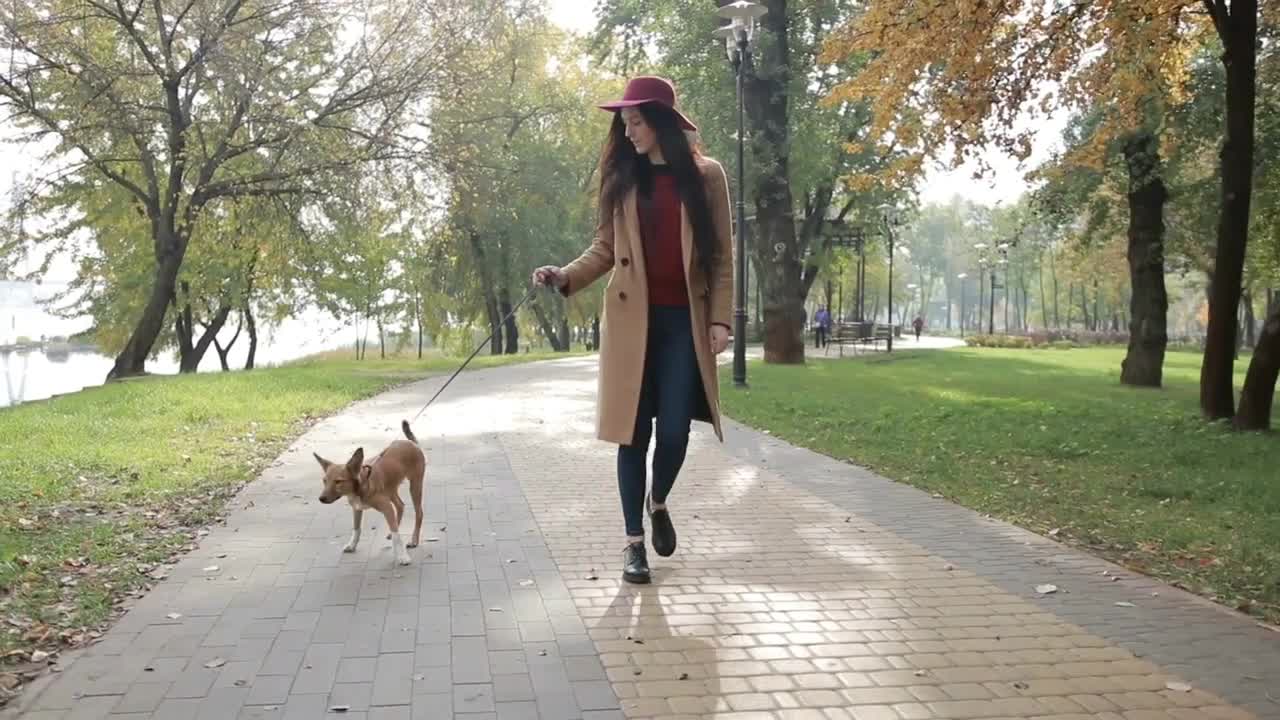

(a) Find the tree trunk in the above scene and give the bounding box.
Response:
[213,314,244,372]
[1242,289,1256,348]
[755,186,805,364]
[377,315,385,359]
[174,282,197,370]
[1078,283,1090,330]
[1201,0,1258,420]
[1038,251,1048,331]
[592,315,600,351]
[108,228,187,380]
[499,288,518,354]
[1050,251,1061,328]
[1092,279,1101,332]
[178,294,231,373]
[414,294,424,359]
[243,301,258,370]
[529,299,565,351]
[1119,130,1169,387]
[744,0,804,365]
[945,283,952,330]
[467,231,504,354]
[1235,304,1280,430]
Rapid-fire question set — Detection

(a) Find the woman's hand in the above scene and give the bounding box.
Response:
[710,324,730,354]
[531,265,567,289]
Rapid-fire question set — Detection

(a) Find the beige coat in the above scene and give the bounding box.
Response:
[561,155,735,445]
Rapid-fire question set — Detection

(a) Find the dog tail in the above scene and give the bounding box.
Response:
[401,419,419,445]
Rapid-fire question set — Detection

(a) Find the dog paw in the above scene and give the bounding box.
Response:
[406,542,418,549]
[342,543,358,553]
[395,553,412,566]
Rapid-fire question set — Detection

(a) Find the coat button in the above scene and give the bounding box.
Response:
[619,257,630,266]
[619,291,627,301]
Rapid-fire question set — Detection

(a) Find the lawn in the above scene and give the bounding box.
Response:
[719,346,1280,624]
[0,348,581,686]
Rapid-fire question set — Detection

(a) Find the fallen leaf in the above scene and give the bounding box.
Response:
[203,566,219,573]
[1013,681,1030,690]
[678,672,689,680]
[519,580,534,587]
[1048,528,1061,536]
[30,650,49,663]
[1115,601,1136,608]
[166,613,183,620]
[1165,681,1192,692]
[203,658,227,669]
[215,553,228,559]
[329,704,350,712]
[1034,584,1059,595]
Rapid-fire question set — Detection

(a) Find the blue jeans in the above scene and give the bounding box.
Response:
[618,304,700,538]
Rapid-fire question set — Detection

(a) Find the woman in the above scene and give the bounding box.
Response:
[531,76,735,585]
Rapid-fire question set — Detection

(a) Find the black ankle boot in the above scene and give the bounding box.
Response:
[622,542,650,584]
[648,495,677,558]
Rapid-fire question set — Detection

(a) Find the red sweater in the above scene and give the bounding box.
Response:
[637,165,688,306]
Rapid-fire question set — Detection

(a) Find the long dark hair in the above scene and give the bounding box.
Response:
[597,103,717,282]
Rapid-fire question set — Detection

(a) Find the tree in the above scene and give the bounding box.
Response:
[1,0,497,380]
[1197,0,1258,420]
[822,0,1261,406]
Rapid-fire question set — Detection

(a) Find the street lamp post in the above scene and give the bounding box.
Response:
[995,238,1018,334]
[715,0,767,389]
[974,242,994,335]
[957,273,968,337]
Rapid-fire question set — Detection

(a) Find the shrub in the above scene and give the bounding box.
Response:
[964,330,1129,350]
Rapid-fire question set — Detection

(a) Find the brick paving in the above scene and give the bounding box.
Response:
[6,355,1278,720]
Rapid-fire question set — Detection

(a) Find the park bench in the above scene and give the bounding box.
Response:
[867,324,893,350]
[825,322,867,357]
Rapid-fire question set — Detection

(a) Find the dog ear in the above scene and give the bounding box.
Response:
[345,448,364,475]
[313,452,332,470]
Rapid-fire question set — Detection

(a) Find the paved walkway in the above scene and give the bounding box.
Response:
[8,356,1279,720]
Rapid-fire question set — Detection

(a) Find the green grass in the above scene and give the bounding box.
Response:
[0,348,581,666]
[719,346,1280,623]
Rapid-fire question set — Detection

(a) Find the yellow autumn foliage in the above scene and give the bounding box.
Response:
[820,0,1212,178]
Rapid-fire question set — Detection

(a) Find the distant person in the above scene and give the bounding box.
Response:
[912,315,924,341]
[814,306,831,348]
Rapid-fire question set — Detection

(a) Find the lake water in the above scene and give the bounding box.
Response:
[1,282,356,408]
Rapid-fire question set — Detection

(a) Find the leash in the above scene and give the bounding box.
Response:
[408,284,543,423]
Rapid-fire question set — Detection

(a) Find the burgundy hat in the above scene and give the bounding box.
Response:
[597,76,698,132]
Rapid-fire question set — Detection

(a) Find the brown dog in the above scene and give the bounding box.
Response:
[313,420,425,565]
